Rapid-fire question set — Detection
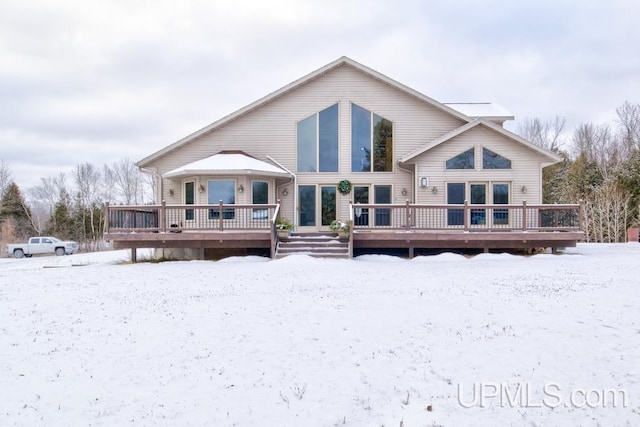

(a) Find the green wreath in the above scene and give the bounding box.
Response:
[338,179,352,195]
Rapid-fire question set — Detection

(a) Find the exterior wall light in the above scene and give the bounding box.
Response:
[238,184,244,193]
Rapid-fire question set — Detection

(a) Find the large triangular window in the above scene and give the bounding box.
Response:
[297,104,339,172]
[446,148,475,169]
[482,148,511,169]
[351,103,393,172]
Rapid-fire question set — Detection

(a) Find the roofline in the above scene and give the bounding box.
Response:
[137,56,472,168]
[164,169,291,179]
[400,118,563,164]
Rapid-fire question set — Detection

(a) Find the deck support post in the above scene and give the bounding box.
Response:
[160,200,167,233]
[405,199,410,230]
[219,200,224,231]
[408,246,414,259]
[131,247,137,263]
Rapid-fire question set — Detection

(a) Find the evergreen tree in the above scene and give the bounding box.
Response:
[0,182,35,240]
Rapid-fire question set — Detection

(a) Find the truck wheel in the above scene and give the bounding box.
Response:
[14,249,25,259]
[55,247,65,256]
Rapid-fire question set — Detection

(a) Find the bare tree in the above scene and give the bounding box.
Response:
[616,101,640,154]
[0,159,12,198]
[516,116,566,152]
[27,174,67,228]
[572,122,623,180]
[73,162,103,250]
[108,158,142,204]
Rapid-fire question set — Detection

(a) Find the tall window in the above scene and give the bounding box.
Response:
[208,180,235,219]
[297,104,339,172]
[252,181,268,219]
[185,181,195,220]
[353,186,369,226]
[374,185,392,226]
[446,148,475,169]
[351,103,393,172]
[483,148,512,169]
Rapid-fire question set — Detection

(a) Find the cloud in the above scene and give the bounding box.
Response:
[1,0,639,189]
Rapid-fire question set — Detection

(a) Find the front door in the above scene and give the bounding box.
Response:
[298,185,337,231]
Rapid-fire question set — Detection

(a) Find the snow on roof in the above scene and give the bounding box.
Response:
[164,152,291,178]
[444,103,514,120]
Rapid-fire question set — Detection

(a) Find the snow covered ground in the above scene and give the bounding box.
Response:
[1,244,639,426]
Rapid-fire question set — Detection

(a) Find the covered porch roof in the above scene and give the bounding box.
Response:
[164,151,291,179]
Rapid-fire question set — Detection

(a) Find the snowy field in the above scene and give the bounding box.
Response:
[1,244,639,426]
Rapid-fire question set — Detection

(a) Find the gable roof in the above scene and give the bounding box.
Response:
[163,151,291,179]
[138,56,473,168]
[400,118,563,164]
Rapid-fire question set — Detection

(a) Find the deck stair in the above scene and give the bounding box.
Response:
[275,233,350,259]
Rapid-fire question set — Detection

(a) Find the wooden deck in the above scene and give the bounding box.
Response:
[104,201,584,260]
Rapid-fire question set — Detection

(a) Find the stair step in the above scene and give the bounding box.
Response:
[276,232,351,259]
[277,247,348,254]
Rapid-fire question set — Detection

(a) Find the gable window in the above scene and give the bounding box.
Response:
[351,103,393,172]
[446,148,475,169]
[297,104,339,172]
[483,148,512,169]
[208,180,235,219]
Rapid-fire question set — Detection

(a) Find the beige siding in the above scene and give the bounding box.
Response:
[144,63,548,228]
[413,126,549,205]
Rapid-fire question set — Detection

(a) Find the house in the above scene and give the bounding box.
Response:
[105,56,583,260]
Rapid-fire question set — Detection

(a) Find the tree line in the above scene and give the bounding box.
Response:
[516,101,640,242]
[0,158,155,252]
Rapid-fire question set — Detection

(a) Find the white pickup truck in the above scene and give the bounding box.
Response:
[5,237,79,258]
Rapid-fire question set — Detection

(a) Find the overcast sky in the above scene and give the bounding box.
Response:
[1,0,639,189]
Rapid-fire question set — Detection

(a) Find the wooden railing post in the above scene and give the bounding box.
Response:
[161,200,167,233]
[578,201,584,231]
[464,200,469,232]
[219,200,224,231]
[522,200,527,231]
[405,199,410,230]
[104,202,110,234]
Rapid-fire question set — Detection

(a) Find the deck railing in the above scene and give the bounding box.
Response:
[105,201,582,234]
[350,201,582,232]
[104,201,279,233]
